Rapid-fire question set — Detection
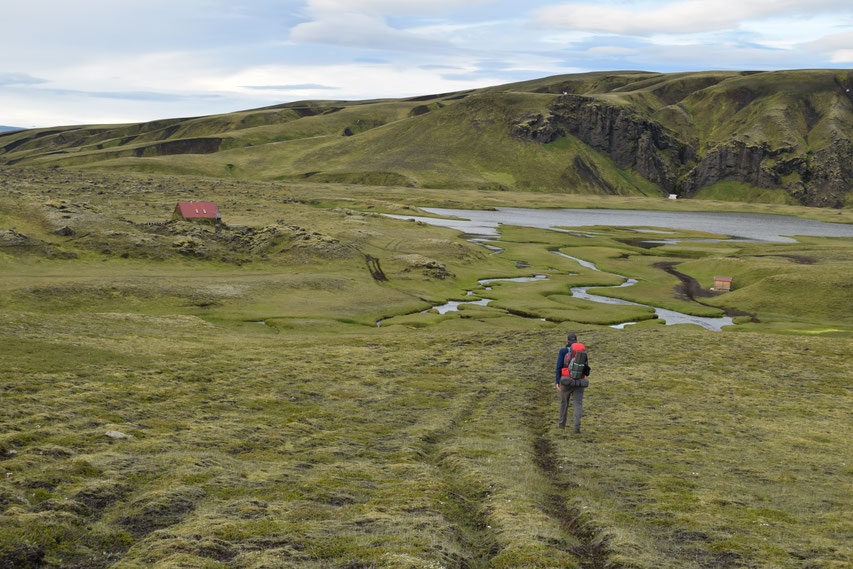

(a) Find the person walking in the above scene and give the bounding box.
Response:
[556,333,588,433]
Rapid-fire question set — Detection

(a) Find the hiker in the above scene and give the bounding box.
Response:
[555,333,589,433]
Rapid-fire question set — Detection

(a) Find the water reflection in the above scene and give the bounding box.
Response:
[391,207,853,243]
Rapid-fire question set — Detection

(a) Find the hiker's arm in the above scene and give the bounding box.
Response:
[555,349,564,384]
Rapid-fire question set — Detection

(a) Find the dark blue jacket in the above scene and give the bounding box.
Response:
[556,345,570,384]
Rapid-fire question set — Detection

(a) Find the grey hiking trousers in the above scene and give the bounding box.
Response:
[558,386,584,430]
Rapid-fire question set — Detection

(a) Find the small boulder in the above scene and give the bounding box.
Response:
[105,430,132,440]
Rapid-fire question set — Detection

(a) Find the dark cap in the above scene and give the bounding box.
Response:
[567,333,577,342]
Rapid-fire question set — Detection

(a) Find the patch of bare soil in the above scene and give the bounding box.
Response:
[118,486,204,539]
[745,254,816,264]
[653,261,716,300]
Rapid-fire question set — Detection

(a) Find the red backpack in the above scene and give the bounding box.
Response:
[560,343,589,386]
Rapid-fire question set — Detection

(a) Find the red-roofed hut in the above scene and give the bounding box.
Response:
[173,202,221,223]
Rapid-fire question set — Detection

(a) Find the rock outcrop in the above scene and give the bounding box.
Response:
[512,96,696,193]
[678,141,789,194]
[804,138,853,208]
[395,254,454,279]
[511,87,852,207]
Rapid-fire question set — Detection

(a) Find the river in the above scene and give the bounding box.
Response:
[386,207,853,243]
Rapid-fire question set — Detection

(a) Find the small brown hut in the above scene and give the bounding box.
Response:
[713,276,732,291]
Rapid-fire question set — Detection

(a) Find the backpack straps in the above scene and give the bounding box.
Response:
[564,343,575,367]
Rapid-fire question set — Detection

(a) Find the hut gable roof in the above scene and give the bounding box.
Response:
[174,202,220,219]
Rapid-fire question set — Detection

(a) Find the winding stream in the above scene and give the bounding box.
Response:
[552,252,733,331]
[422,275,548,315]
[389,250,732,330]
[382,208,764,330]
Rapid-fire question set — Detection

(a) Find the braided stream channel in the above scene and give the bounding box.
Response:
[383,211,736,330]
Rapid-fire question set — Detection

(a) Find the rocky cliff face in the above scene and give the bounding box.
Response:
[511,96,695,194]
[511,93,852,207]
[804,138,853,207]
[677,138,853,208]
[678,141,792,194]
[549,96,696,193]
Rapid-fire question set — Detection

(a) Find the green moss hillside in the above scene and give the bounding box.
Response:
[1,70,852,206]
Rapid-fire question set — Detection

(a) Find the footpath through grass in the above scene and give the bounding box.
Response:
[1,318,850,568]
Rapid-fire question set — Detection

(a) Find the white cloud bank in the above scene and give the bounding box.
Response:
[535,0,852,35]
[289,0,494,52]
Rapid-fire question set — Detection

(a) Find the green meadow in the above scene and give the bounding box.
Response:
[1,168,851,568]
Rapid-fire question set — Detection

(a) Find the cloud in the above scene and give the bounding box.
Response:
[0,72,209,104]
[34,88,223,102]
[0,72,47,86]
[289,0,496,53]
[301,0,490,16]
[219,60,514,102]
[830,50,853,63]
[804,31,853,62]
[406,19,508,36]
[85,91,223,101]
[585,46,635,56]
[419,64,462,70]
[534,0,852,36]
[243,84,338,90]
[806,31,853,51]
[0,86,238,128]
[290,11,452,52]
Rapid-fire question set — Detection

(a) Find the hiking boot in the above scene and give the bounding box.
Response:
[557,424,565,429]
[574,426,581,434]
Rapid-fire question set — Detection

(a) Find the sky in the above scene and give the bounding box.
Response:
[2,0,852,128]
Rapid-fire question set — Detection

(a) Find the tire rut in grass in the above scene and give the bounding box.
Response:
[418,388,500,569]
[527,386,622,569]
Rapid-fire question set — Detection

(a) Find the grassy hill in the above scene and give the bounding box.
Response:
[1,70,852,207]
